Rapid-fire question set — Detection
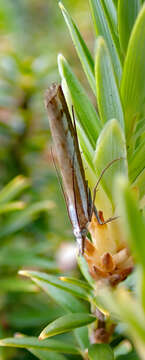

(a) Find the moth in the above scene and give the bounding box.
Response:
[45,84,115,254]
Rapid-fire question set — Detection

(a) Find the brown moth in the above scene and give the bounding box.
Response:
[45,84,133,286]
[45,83,102,253]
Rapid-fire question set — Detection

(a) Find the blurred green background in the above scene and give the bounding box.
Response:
[0,1,92,359]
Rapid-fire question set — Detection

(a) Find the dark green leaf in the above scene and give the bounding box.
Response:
[39,313,96,339]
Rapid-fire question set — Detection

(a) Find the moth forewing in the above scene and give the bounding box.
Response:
[45,84,89,251]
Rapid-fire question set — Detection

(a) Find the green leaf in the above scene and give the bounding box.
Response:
[99,287,145,352]
[88,344,114,360]
[129,138,145,182]
[0,277,37,293]
[19,271,88,313]
[58,54,101,149]
[101,0,118,38]
[0,175,30,204]
[39,313,96,339]
[132,168,145,200]
[0,201,25,214]
[0,200,54,238]
[121,4,145,138]
[59,3,96,93]
[89,0,122,82]
[74,326,89,350]
[93,119,127,206]
[116,176,145,269]
[0,337,79,355]
[77,255,95,286]
[29,349,67,360]
[95,37,124,129]
[59,276,92,291]
[118,0,141,55]
[19,270,92,301]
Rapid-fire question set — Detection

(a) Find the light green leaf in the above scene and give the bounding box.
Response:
[0,201,25,214]
[89,0,122,82]
[59,276,92,291]
[100,287,145,352]
[0,175,30,204]
[19,270,92,301]
[116,176,145,269]
[101,0,118,37]
[59,3,95,93]
[39,313,96,339]
[19,271,88,313]
[129,138,145,182]
[118,0,141,55]
[88,344,114,360]
[0,200,55,238]
[77,255,95,286]
[121,4,145,138]
[0,337,79,355]
[95,37,124,129]
[58,54,101,149]
[94,119,127,206]
[132,168,145,200]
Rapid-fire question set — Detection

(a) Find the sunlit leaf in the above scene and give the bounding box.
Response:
[19,270,92,301]
[121,4,145,138]
[95,37,124,129]
[94,119,127,206]
[0,175,30,204]
[118,0,141,55]
[116,176,145,269]
[59,3,96,93]
[89,0,122,82]
[58,54,101,149]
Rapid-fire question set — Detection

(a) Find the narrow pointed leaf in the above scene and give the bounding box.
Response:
[58,54,101,149]
[88,344,114,360]
[116,177,145,270]
[118,0,141,55]
[89,0,122,82]
[101,0,120,56]
[59,276,92,291]
[39,313,96,339]
[121,4,145,137]
[59,3,95,93]
[129,138,145,182]
[0,201,54,238]
[95,37,124,129]
[19,271,88,313]
[0,201,25,214]
[77,255,95,286]
[0,175,30,204]
[101,0,118,37]
[0,337,79,354]
[19,270,92,301]
[94,119,127,206]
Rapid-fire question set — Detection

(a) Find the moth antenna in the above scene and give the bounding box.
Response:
[90,158,123,221]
